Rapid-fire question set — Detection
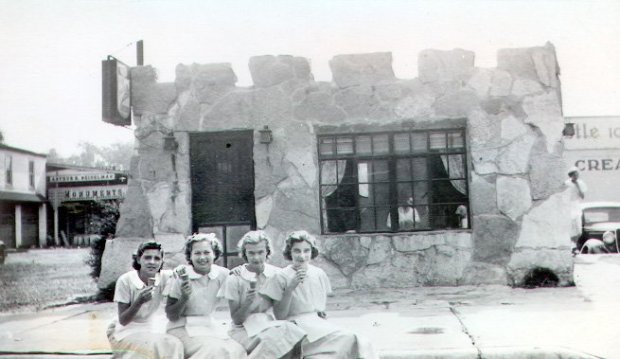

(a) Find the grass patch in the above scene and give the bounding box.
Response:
[0,248,98,313]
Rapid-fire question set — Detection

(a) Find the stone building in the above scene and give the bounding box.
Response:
[100,42,573,290]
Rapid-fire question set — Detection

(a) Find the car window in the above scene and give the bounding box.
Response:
[583,207,620,225]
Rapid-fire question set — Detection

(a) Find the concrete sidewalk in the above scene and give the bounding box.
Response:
[0,285,613,358]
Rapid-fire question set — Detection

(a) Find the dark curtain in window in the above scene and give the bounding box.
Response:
[325,160,357,232]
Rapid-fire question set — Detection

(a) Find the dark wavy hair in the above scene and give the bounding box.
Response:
[184,233,223,265]
[132,241,164,271]
[237,230,272,261]
[283,230,319,260]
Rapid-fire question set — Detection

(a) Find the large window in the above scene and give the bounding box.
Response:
[29,160,35,188]
[318,129,469,234]
[5,155,12,185]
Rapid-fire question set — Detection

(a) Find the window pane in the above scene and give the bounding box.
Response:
[373,134,389,154]
[356,135,372,155]
[336,137,354,155]
[414,205,431,229]
[394,133,410,154]
[359,207,376,232]
[397,183,413,204]
[411,132,427,152]
[226,225,251,253]
[319,137,334,155]
[376,207,390,231]
[371,160,389,182]
[357,162,369,197]
[448,131,464,149]
[373,183,390,206]
[320,160,340,185]
[444,154,466,179]
[431,155,449,179]
[396,159,412,181]
[413,181,429,204]
[411,157,427,179]
[429,132,446,150]
[326,208,357,233]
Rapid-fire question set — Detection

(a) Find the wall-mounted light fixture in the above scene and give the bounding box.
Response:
[562,122,575,138]
[163,132,178,151]
[259,125,273,144]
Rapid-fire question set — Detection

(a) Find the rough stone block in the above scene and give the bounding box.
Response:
[471,147,499,175]
[467,68,492,98]
[497,131,537,174]
[329,52,395,88]
[394,93,435,119]
[469,173,499,215]
[418,48,475,84]
[496,176,532,220]
[334,85,379,118]
[497,43,560,88]
[393,234,444,252]
[507,248,573,286]
[115,181,154,238]
[366,236,392,265]
[488,69,512,97]
[514,192,572,249]
[472,214,519,265]
[255,195,274,229]
[191,63,237,104]
[467,110,501,149]
[433,90,480,118]
[312,256,349,289]
[511,78,544,97]
[294,91,346,123]
[460,262,508,285]
[249,55,312,88]
[500,115,528,143]
[529,137,567,200]
[320,236,369,276]
[522,91,564,153]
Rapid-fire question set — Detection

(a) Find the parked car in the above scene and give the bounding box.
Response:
[577,202,620,252]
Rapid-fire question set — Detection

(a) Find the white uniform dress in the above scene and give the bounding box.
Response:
[261,264,377,359]
[108,269,184,359]
[166,264,246,359]
[565,178,588,239]
[221,264,306,358]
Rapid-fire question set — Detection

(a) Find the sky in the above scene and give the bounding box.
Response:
[1,0,619,157]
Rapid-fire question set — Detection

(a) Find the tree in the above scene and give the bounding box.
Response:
[47,141,133,170]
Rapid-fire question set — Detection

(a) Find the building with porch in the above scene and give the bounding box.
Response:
[0,144,47,249]
[100,43,574,290]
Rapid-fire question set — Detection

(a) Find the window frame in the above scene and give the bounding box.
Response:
[5,155,12,185]
[28,160,35,188]
[317,128,469,234]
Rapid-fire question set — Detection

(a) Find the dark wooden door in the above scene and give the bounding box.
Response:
[190,130,256,267]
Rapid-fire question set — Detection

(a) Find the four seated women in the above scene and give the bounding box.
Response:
[108,231,376,359]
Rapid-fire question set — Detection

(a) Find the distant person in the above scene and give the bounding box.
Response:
[565,167,587,244]
[222,231,305,358]
[580,231,620,254]
[386,197,420,231]
[261,230,377,359]
[165,233,247,359]
[107,241,183,359]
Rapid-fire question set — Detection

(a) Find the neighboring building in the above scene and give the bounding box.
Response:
[101,43,574,290]
[46,163,128,245]
[0,144,47,249]
[563,116,620,202]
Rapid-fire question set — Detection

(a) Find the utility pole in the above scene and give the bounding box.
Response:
[137,40,144,66]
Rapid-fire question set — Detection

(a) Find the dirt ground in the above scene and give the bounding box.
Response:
[0,248,98,313]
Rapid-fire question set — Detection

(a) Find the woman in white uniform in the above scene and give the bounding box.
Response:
[222,230,306,358]
[107,241,184,359]
[165,233,247,359]
[261,230,377,359]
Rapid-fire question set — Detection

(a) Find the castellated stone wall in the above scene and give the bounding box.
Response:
[100,42,574,290]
